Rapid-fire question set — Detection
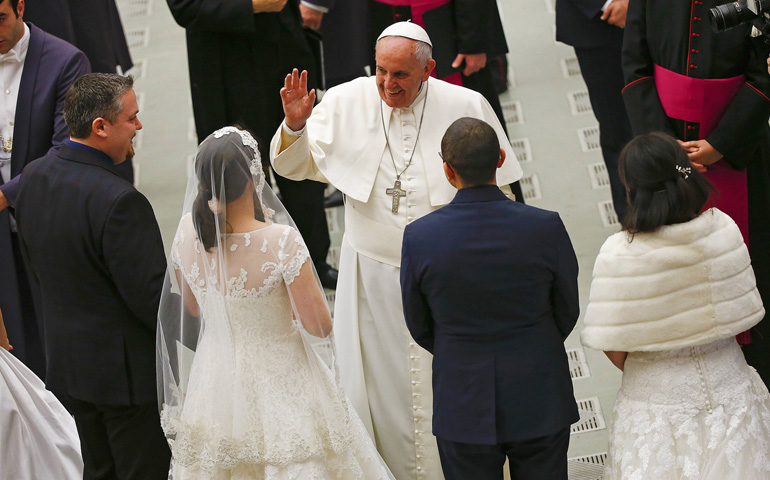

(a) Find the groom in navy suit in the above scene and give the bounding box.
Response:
[400,118,580,479]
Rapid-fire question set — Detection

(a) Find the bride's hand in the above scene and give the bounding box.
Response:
[281,69,316,132]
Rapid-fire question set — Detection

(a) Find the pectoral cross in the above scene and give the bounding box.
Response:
[386,179,406,214]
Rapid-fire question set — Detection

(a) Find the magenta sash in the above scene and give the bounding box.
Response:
[374,0,463,85]
[654,65,748,242]
[654,65,744,138]
[654,65,750,343]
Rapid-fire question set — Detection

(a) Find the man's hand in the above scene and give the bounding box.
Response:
[252,0,288,13]
[281,69,316,132]
[299,3,324,30]
[0,189,8,213]
[452,53,487,76]
[0,308,10,351]
[0,335,10,351]
[601,0,628,28]
[679,139,723,172]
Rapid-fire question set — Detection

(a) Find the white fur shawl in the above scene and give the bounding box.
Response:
[581,208,765,352]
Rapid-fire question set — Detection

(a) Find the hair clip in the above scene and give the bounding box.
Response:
[676,165,691,180]
[207,197,221,214]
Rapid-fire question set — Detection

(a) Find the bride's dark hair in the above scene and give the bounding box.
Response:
[192,128,265,251]
[620,132,713,236]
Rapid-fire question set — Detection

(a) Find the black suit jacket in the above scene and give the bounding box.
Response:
[25,0,132,73]
[166,0,317,160]
[400,186,580,444]
[303,0,370,86]
[16,143,165,406]
[555,0,622,48]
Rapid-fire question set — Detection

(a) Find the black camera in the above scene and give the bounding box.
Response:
[709,0,770,33]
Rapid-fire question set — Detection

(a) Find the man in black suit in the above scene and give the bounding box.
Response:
[298,0,369,88]
[556,0,632,220]
[166,0,338,289]
[15,73,170,480]
[400,118,579,480]
[25,0,133,74]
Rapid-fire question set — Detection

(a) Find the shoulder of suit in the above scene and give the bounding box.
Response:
[23,152,59,173]
[28,22,87,59]
[503,198,558,217]
[404,207,445,235]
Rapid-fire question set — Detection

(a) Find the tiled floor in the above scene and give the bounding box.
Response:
[115,0,623,478]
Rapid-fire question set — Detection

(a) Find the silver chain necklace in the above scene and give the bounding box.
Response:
[381,81,429,214]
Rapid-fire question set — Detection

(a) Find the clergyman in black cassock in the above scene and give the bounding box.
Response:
[622,0,770,387]
[166,0,336,287]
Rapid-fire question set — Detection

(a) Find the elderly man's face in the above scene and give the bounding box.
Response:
[375,36,434,109]
[0,0,25,55]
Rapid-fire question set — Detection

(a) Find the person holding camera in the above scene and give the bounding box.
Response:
[621,0,770,388]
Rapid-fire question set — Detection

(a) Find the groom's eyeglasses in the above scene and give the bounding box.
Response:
[439,152,455,172]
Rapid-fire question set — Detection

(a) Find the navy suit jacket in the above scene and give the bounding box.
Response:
[555,0,623,48]
[16,143,166,406]
[0,23,89,368]
[400,185,580,444]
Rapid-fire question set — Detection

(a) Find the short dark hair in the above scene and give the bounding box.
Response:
[1,0,20,16]
[63,73,134,139]
[619,132,713,235]
[440,117,500,186]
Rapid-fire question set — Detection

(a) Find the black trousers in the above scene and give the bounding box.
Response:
[574,40,633,221]
[437,427,570,480]
[68,398,171,480]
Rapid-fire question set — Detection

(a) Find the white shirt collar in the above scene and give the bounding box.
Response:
[0,23,29,64]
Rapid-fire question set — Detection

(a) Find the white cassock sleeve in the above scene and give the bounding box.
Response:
[270,125,329,183]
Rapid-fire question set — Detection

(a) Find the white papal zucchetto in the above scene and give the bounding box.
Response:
[377,21,433,47]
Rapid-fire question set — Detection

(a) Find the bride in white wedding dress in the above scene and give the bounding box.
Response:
[582,133,770,479]
[157,127,394,479]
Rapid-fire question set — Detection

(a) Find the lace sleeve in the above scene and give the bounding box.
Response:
[170,214,204,297]
[278,226,310,286]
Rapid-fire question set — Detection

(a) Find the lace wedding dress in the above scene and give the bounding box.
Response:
[604,337,770,479]
[161,216,392,480]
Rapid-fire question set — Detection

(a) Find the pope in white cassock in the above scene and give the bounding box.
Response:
[270,22,523,480]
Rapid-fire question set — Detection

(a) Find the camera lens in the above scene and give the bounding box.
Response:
[709,1,757,32]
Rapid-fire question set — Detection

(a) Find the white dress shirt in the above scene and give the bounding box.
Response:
[0,22,29,185]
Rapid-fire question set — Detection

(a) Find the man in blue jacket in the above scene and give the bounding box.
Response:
[400,117,580,479]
